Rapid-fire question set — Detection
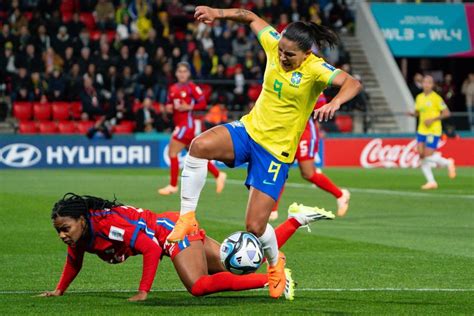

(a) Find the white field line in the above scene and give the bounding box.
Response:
[221,178,474,200]
[2,288,474,295]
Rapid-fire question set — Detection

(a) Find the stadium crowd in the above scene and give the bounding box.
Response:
[0,0,357,133]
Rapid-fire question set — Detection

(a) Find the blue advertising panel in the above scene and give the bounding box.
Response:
[371,3,474,57]
[0,135,160,169]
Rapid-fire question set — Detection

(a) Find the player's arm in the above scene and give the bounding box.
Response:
[39,246,85,297]
[194,6,268,37]
[313,71,362,122]
[190,84,207,111]
[425,108,450,127]
[127,232,163,302]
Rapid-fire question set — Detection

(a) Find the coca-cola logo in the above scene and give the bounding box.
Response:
[360,138,445,168]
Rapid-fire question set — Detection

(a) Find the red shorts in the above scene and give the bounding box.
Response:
[164,229,206,260]
[295,123,319,162]
[172,125,196,146]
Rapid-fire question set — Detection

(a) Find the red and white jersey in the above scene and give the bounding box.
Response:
[167,82,206,128]
[55,207,182,293]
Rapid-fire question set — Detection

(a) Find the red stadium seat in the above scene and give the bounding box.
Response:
[106,30,116,42]
[13,101,32,121]
[76,121,94,134]
[133,100,142,113]
[114,121,135,134]
[89,30,101,41]
[62,11,73,23]
[52,102,70,121]
[70,101,82,119]
[335,115,353,133]
[57,121,76,134]
[18,121,37,134]
[33,103,52,121]
[23,12,33,21]
[80,12,96,30]
[38,121,57,134]
[248,84,262,102]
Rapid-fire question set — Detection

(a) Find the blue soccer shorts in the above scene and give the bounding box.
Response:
[416,133,440,149]
[224,121,289,201]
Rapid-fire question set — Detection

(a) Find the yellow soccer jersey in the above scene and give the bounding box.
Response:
[415,91,447,136]
[240,25,341,163]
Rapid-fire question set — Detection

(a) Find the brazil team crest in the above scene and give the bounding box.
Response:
[290,72,303,87]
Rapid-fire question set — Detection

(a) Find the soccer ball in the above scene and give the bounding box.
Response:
[220,231,264,275]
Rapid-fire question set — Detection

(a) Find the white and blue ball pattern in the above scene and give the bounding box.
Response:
[220,231,264,275]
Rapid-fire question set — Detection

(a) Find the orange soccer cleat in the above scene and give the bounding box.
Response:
[267,251,287,299]
[166,212,199,242]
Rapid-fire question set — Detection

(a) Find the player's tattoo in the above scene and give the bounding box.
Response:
[218,9,224,17]
[232,9,251,22]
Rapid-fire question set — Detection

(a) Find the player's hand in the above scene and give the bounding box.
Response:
[38,290,63,297]
[424,118,434,127]
[195,6,218,24]
[313,101,341,122]
[176,102,192,111]
[128,291,148,302]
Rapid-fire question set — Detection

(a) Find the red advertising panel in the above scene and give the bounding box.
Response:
[324,137,474,168]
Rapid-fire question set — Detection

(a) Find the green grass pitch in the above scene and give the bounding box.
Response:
[0,167,473,315]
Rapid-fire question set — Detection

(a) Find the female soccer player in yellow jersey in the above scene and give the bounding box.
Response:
[410,75,456,189]
[167,6,362,298]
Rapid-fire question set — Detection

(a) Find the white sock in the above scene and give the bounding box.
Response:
[424,153,450,167]
[180,155,208,215]
[258,224,279,266]
[421,159,435,183]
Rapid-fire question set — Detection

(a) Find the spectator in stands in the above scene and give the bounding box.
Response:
[232,28,252,64]
[102,65,122,102]
[78,47,92,74]
[111,88,134,123]
[136,64,157,100]
[17,25,32,53]
[440,73,456,110]
[0,25,15,51]
[276,13,289,33]
[30,72,49,101]
[43,47,63,75]
[135,97,161,132]
[67,13,85,38]
[75,28,95,52]
[121,65,136,98]
[81,76,105,120]
[214,29,233,57]
[94,0,116,30]
[52,26,71,55]
[12,67,32,102]
[48,68,66,101]
[85,63,104,90]
[462,73,474,129]
[95,41,112,75]
[23,43,43,73]
[9,8,28,35]
[204,101,228,130]
[0,42,17,80]
[35,24,52,53]
[409,72,423,98]
[65,63,83,101]
[135,46,149,74]
[63,46,76,74]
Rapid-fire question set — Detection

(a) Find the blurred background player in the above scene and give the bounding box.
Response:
[158,62,226,195]
[167,6,361,299]
[40,194,334,301]
[270,93,350,221]
[409,75,456,190]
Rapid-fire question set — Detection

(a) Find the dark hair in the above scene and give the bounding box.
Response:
[282,21,339,52]
[51,193,122,220]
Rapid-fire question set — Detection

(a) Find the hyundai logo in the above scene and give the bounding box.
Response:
[0,143,41,168]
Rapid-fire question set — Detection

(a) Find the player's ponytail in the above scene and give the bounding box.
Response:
[282,21,339,53]
[51,193,122,220]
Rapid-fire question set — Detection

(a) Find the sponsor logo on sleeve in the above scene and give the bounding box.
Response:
[109,226,125,241]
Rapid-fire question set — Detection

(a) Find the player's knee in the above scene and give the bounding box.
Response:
[246,221,266,237]
[189,137,211,158]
